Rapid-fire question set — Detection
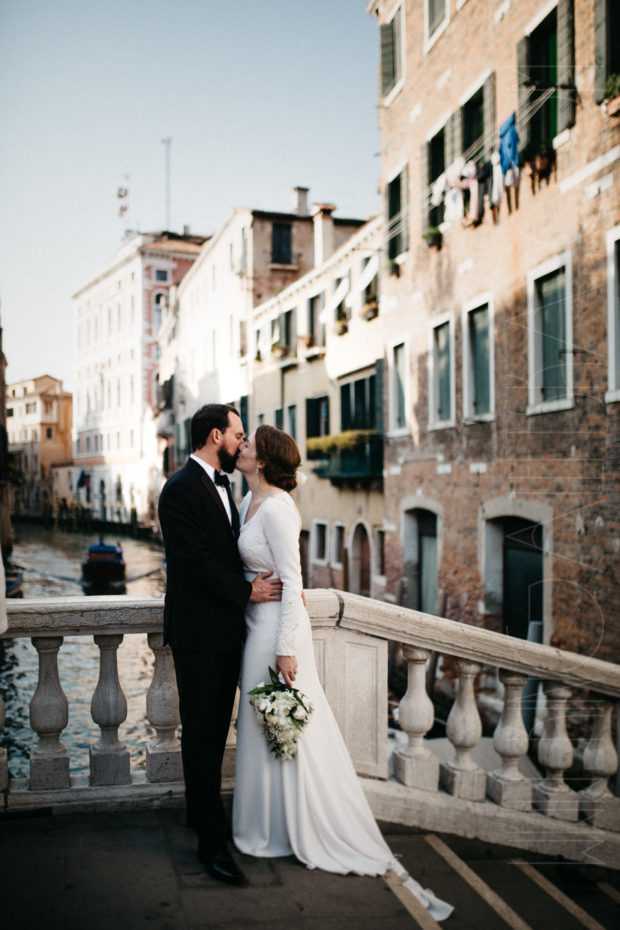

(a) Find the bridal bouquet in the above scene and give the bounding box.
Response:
[248,667,314,761]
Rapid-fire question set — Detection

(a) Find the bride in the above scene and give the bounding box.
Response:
[232,425,452,921]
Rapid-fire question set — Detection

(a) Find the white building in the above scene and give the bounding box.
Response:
[72,230,206,526]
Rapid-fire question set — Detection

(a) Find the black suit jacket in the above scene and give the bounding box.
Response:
[158,457,252,653]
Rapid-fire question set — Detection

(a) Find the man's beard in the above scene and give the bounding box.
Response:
[218,447,239,474]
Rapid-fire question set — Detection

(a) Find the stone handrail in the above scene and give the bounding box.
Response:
[1,590,619,868]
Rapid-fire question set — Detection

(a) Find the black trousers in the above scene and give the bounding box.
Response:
[171,648,241,854]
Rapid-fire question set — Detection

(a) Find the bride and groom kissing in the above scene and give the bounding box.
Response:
[158,403,452,920]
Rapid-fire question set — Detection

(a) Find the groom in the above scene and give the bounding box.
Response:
[158,403,282,885]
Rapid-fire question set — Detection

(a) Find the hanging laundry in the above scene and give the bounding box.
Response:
[499,112,519,175]
[444,187,464,222]
[461,161,478,226]
[490,151,503,205]
[430,172,447,207]
[445,156,466,189]
[476,161,492,223]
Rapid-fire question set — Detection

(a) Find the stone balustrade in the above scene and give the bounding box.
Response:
[1,590,619,867]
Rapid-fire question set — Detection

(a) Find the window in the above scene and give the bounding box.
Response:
[25,402,36,414]
[286,404,297,440]
[606,225,620,402]
[307,293,326,347]
[426,0,448,47]
[272,223,292,264]
[277,308,297,355]
[155,269,168,282]
[274,407,283,429]
[256,412,265,427]
[332,523,345,567]
[430,315,454,427]
[527,251,573,413]
[340,373,376,431]
[517,2,575,151]
[306,395,329,439]
[86,436,91,452]
[154,293,165,333]
[389,340,407,431]
[595,0,620,103]
[380,4,402,99]
[45,427,53,440]
[463,296,494,419]
[312,520,328,563]
[375,529,386,577]
[386,166,408,260]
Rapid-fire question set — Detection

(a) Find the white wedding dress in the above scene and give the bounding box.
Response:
[232,491,452,921]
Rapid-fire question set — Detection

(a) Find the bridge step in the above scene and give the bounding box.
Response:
[386,831,620,929]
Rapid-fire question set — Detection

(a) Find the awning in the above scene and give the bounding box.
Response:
[320,277,350,324]
[356,254,379,293]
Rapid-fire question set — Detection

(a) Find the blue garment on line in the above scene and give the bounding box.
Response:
[499,112,519,174]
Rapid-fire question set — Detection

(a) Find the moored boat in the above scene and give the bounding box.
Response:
[81,538,126,587]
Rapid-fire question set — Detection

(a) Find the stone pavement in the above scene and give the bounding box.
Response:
[1,808,619,929]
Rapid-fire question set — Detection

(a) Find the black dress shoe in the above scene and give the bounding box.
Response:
[198,843,247,886]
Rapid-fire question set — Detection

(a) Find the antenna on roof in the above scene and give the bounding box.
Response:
[161,137,172,230]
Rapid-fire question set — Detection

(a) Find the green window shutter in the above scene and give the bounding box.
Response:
[420,142,430,235]
[482,72,496,159]
[340,383,352,431]
[557,0,575,131]
[380,21,395,96]
[445,111,458,169]
[594,0,607,103]
[374,358,384,432]
[540,270,567,402]
[393,7,402,87]
[435,323,451,421]
[401,163,409,255]
[517,35,531,151]
[239,394,248,428]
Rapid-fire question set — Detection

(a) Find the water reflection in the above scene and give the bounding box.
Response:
[0,523,167,779]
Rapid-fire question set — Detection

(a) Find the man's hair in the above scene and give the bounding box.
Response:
[191,404,240,451]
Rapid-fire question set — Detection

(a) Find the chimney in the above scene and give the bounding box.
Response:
[293,186,309,216]
[312,203,336,266]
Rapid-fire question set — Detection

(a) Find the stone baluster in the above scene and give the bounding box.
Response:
[579,697,620,831]
[29,636,70,789]
[439,659,486,800]
[0,692,8,791]
[393,646,438,790]
[487,670,532,810]
[145,632,182,782]
[532,680,578,821]
[90,634,130,785]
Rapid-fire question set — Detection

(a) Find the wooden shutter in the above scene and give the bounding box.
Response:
[557,0,575,131]
[401,162,409,254]
[239,394,248,429]
[419,142,430,234]
[445,110,461,166]
[380,21,395,96]
[482,72,496,158]
[517,36,531,152]
[374,358,384,432]
[594,0,607,104]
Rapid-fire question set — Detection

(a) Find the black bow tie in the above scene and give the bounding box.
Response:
[214,470,231,489]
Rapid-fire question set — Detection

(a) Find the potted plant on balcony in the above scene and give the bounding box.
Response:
[271,342,288,359]
[300,334,315,348]
[361,297,379,321]
[604,74,620,116]
[423,226,442,250]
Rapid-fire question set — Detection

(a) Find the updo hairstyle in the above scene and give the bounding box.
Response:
[255,425,301,492]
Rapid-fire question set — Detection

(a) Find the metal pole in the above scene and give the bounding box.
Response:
[161,137,171,230]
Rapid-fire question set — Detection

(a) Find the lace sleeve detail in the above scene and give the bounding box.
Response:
[262,495,303,656]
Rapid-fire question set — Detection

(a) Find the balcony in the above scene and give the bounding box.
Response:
[306,430,383,486]
[1,592,619,872]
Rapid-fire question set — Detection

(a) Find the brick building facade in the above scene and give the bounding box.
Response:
[368,0,619,661]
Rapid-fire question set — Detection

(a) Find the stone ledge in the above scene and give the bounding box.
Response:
[361,776,620,870]
[3,773,189,815]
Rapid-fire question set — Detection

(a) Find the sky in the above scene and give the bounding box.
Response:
[0,0,381,393]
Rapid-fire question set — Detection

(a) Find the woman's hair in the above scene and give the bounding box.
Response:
[255,425,301,492]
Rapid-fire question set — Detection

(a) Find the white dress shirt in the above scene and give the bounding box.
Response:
[190,453,232,524]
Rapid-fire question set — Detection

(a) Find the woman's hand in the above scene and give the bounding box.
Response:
[276,654,297,687]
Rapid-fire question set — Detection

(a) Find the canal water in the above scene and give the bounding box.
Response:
[0,522,167,780]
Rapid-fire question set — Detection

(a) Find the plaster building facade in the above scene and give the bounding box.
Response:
[6,375,73,518]
[368,0,619,661]
[156,188,366,503]
[249,213,384,593]
[72,230,206,527]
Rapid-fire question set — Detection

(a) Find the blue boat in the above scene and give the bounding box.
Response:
[81,538,126,586]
